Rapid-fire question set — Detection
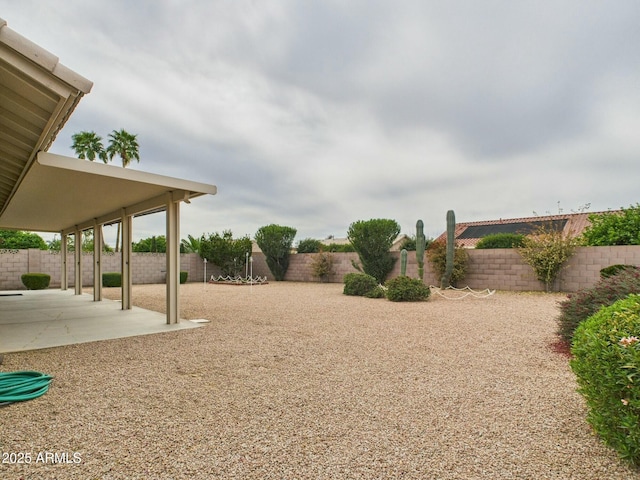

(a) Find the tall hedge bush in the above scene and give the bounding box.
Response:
[255,224,297,281]
[571,295,640,465]
[347,219,400,284]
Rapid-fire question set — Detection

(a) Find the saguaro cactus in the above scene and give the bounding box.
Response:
[400,249,408,276]
[416,220,426,280]
[441,210,455,288]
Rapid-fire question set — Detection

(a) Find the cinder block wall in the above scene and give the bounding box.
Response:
[0,250,208,288]
[2,246,639,292]
[0,249,28,290]
[281,246,640,292]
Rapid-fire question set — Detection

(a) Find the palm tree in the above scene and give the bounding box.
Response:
[106,129,140,252]
[71,131,107,162]
[106,129,140,167]
[181,235,201,254]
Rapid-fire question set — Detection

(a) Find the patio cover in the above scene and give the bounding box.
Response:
[0,151,217,234]
[0,18,217,324]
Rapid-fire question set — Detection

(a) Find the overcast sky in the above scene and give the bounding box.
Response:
[2,1,639,245]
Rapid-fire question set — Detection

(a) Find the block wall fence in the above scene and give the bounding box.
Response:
[1,246,639,292]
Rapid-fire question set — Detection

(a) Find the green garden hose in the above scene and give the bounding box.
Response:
[0,371,53,406]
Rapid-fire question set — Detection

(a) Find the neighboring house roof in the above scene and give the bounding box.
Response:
[434,212,603,248]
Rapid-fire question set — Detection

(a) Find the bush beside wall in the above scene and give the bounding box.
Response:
[20,273,50,290]
[102,272,122,287]
[571,295,640,465]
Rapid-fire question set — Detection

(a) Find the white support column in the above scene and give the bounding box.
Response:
[166,194,180,324]
[74,228,82,295]
[121,214,133,310]
[61,232,68,291]
[93,222,103,302]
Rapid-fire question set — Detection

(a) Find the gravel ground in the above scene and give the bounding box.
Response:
[1,282,638,479]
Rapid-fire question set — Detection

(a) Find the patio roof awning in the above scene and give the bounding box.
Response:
[0,151,217,234]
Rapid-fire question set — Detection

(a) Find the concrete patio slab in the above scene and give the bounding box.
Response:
[0,289,201,353]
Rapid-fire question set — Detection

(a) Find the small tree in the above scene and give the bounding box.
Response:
[255,225,297,281]
[200,230,252,277]
[181,234,201,254]
[582,204,640,246]
[0,230,47,250]
[133,235,167,253]
[518,222,579,292]
[347,219,400,284]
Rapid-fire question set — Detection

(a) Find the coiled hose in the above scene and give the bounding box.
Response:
[0,371,53,406]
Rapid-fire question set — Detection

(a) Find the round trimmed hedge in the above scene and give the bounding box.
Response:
[21,273,50,290]
[385,276,430,302]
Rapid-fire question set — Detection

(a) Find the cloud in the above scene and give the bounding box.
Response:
[3,0,639,246]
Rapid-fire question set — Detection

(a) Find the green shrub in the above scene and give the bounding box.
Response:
[200,230,252,277]
[347,219,401,284]
[297,238,323,253]
[582,204,640,246]
[365,285,386,298]
[600,264,640,278]
[557,268,640,342]
[323,243,355,253]
[385,276,430,302]
[570,295,640,465]
[20,273,50,290]
[1,230,47,249]
[475,233,525,249]
[426,239,469,287]
[255,224,297,281]
[343,273,379,296]
[102,272,122,287]
[133,235,167,253]
[180,271,188,284]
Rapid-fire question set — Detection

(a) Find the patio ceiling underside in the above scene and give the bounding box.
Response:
[0,152,217,234]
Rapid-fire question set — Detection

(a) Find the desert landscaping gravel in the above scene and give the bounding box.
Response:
[1,282,638,479]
